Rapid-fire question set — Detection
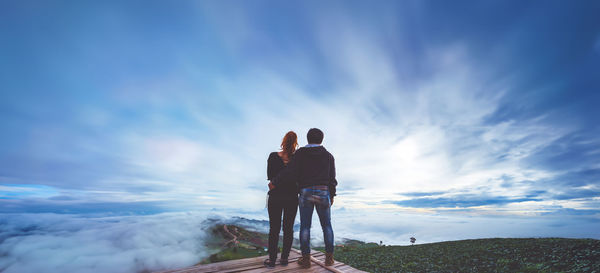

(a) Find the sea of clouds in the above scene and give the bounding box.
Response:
[0,212,213,273]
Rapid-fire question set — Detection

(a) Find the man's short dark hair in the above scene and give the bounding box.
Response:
[307,128,324,144]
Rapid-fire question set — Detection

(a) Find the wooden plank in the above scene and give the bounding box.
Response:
[290,249,345,273]
[210,252,307,273]
[157,256,265,273]
[311,255,344,267]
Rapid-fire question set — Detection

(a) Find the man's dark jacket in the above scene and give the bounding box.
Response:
[273,146,337,198]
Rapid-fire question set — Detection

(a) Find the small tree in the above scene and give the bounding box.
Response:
[410,237,416,245]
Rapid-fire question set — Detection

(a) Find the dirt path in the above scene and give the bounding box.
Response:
[223,224,239,247]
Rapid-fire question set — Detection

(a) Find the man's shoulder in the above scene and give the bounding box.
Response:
[326,150,334,160]
[295,147,308,153]
[296,146,322,158]
[320,146,334,157]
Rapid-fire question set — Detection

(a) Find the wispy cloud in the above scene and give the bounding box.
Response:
[0,184,58,199]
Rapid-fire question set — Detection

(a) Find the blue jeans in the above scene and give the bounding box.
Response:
[299,186,334,254]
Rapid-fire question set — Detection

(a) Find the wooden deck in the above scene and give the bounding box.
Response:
[155,249,368,273]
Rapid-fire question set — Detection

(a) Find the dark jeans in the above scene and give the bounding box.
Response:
[267,195,298,261]
[299,186,334,254]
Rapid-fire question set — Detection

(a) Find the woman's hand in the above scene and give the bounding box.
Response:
[268,182,275,190]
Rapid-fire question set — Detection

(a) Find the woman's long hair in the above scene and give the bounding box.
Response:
[280,131,298,163]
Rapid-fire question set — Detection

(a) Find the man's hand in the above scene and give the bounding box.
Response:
[268,182,275,190]
[330,196,334,206]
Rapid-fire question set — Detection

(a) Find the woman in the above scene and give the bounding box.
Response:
[264,131,299,268]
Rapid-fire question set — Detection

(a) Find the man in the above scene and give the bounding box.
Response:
[271,128,337,268]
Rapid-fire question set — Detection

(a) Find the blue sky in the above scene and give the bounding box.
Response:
[1,1,600,222]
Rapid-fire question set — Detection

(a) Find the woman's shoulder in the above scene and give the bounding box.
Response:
[268,151,279,159]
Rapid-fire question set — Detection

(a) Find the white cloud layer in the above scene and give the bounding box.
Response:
[0,212,211,273]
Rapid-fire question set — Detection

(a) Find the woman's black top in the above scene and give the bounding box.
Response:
[267,152,298,197]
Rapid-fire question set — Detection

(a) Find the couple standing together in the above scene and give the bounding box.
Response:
[265,128,337,269]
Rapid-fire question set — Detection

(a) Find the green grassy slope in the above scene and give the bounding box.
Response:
[198,224,599,272]
[198,224,270,264]
[331,238,600,273]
